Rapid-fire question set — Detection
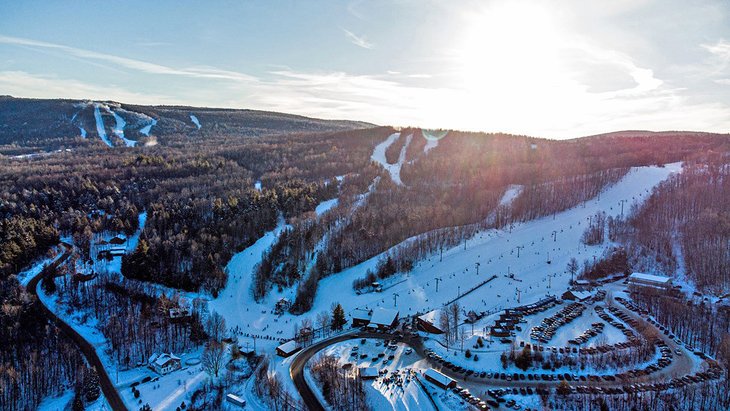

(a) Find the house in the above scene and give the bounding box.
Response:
[109,236,126,245]
[148,353,181,375]
[276,340,301,357]
[417,310,445,334]
[424,368,456,389]
[562,290,592,302]
[628,273,673,291]
[226,393,246,408]
[359,367,379,379]
[351,308,372,327]
[369,307,399,330]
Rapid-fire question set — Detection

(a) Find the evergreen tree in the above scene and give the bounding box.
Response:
[331,303,346,330]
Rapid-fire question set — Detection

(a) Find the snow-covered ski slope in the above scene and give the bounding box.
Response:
[371,132,412,185]
[209,160,682,353]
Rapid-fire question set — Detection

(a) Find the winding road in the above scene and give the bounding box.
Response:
[26,242,128,411]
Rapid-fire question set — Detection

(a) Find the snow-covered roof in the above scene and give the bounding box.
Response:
[152,353,180,367]
[424,368,454,387]
[359,367,379,378]
[370,307,398,326]
[418,309,442,324]
[629,273,672,284]
[570,290,592,300]
[351,308,371,321]
[277,340,299,354]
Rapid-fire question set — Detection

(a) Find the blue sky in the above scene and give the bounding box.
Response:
[1,0,729,138]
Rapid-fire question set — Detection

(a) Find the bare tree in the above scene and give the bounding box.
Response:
[205,310,226,342]
[201,340,226,378]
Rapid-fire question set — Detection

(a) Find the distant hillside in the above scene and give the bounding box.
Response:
[0,96,374,152]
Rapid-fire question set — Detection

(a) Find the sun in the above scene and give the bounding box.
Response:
[452,1,577,129]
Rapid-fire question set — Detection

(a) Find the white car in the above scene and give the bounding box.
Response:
[405,348,413,355]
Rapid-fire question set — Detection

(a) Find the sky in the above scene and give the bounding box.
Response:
[1,0,729,138]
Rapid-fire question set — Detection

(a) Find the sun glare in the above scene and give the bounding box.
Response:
[453,2,581,132]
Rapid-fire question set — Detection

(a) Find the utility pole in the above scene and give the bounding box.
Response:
[516,245,524,258]
[515,288,521,304]
[475,262,480,276]
[393,293,399,307]
[619,199,627,217]
[435,277,442,292]
[552,230,557,242]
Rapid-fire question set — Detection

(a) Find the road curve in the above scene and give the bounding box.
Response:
[26,243,129,411]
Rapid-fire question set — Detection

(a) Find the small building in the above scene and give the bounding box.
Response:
[351,308,372,327]
[169,307,191,319]
[359,367,379,380]
[371,282,383,292]
[417,310,445,334]
[226,393,246,408]
[148,353,181,375]
[490,326,511,337]
[276,340,301,357]
[369,307,399,330]
[562,290,592,302]
[628,273,673,291]
[424,368,456,389]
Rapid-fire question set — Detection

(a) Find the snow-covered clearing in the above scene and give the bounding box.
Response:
[139,118,158,136]
[371,132,412,185]
[190,114,201,129]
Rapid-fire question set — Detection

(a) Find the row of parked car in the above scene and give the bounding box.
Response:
[593,305,641,347]
[568,322,605,345]
[530,302,586,342]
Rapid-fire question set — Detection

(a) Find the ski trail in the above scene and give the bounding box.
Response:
[93,104,113,147]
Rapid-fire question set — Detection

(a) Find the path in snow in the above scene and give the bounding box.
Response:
[93,104,113,147]
[371,132,413,186]
[190,114,201,129]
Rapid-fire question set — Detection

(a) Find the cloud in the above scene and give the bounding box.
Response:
[342,29,374,49]
[0,35,258,82]
[0,71,175,104]
[702,39,730,61]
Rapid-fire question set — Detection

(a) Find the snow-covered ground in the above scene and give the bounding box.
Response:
[190,114,202,129]
[205,160,682,410]
[422,130,447,153]
[109,108,136,147]
[371,132,412,185]
[93,103,113,147]
[313,338,435,411]
[37,390,109,411]
[499,184,524,206]
[139,118,158,136]
[315,198,338,216]
[209,162,682,352]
